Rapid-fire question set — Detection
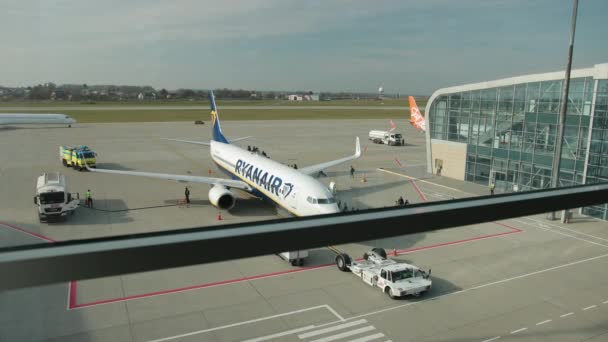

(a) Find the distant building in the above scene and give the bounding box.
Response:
[287,93,319,101]
[425,63,608,219]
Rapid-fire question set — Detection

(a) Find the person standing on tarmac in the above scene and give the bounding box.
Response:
[396,196,405,207]
[185,187,191,204]
[85,189,92,208]
[350,165,355,179]
[490,182,496,196]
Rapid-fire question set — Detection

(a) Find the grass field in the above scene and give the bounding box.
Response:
[0,98,416,108]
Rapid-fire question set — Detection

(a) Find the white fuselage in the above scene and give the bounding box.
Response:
[0,113,76,126]
[210,141,340,216]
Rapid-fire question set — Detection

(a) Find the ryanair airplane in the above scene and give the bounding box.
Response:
[0,113,76,127]
[88,91,360,216]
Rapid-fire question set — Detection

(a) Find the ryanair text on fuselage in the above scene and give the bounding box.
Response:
[235,159,293,198]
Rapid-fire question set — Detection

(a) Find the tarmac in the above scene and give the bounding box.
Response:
[1,119,607,342]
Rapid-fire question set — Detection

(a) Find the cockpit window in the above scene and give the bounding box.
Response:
[316,198,336,204]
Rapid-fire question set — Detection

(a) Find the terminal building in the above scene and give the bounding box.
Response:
[425,63,608,220]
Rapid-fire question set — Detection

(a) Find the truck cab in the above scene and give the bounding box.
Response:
[34,173,80,222]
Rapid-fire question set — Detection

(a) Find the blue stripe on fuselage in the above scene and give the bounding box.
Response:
[212,160,274,204]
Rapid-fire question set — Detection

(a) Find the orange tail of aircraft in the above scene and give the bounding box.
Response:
[408,96,426,132]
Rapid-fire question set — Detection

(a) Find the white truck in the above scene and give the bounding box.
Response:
[368,130,404,146]
[335,248,432,299]
[34,172,80,222]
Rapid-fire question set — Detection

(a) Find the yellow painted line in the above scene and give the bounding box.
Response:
[377,168,476,195]
[327,246,342,255]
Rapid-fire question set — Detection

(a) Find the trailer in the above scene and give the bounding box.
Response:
[335,248,432,299]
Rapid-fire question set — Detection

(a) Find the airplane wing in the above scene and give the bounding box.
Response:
[299,137,361,176]
[162,138,210,146]
[86,165,252,191]
[162,136,252,146]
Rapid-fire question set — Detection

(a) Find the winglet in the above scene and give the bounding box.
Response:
[355,136,361,158]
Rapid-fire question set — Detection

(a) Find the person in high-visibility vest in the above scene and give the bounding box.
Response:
[85,189,92,208]
[490,182,496,196]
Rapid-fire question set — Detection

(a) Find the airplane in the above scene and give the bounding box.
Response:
[0,113,76,127]
[408,96,426,132]
[87,91,361,216]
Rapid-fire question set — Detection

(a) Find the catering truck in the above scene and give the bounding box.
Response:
[34,172,80,222]
[368,130,404,146]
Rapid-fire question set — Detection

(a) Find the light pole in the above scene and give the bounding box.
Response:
[550,0,578,222]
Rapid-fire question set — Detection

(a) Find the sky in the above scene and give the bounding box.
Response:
[1,0,607,94]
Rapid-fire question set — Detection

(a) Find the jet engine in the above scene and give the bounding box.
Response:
[208,185,236,210]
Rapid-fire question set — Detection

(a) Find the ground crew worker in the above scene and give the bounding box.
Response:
[350,165,355,178]
[185,187,190,204]
[396,196,405,207]
[490,182,496,196]
[247,145,251,152]
[293,164,298,169]
[85,189,92,208]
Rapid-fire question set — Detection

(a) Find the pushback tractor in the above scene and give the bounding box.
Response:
[335,248,432,299]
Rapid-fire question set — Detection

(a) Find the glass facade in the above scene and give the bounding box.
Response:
[429,75,608,220]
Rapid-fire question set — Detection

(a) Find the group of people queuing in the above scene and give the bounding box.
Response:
[247,145,269,158]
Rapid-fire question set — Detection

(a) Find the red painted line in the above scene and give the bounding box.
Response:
[69,262,334,309]
[69,281,78,309]
[410,180,428,201]
[69,222,524,309]
[394,158,403,167]
[363,145,368,153]
[492,221,524,233]
[395,227,522,255]
[0,221,56,243]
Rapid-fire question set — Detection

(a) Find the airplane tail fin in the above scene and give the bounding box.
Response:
[210,90,229,143]
[408,96,426,132]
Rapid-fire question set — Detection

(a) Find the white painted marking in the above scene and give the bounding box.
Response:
[377,168,476,195]
[481,336,501,342]
[347,332,385,342]
[146,305,340,342]
[298,319,367,339]
[603,300,608,304]
[583,305,597,311]
[243,325,316,342]
[345,252,608,321]
[513,218,608,249]
[560,312,574,318]
[309,326,376,342]
[525,217,608,243]
[325,304,346,321]
[510,327,527,334]
[536,319,552,326]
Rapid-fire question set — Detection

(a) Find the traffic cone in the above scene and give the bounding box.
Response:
[393,248,398,257]
[217,211,223,221]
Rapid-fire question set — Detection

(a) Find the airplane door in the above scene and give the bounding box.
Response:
[290,190,297,210]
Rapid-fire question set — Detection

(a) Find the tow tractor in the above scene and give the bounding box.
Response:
[335,248,432,299]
